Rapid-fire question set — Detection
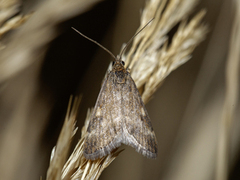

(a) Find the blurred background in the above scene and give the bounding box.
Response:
[0,0,239,180]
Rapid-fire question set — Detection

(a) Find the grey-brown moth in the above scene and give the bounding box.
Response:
[73,20,158,160]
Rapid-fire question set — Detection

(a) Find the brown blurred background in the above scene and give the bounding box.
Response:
[0,0,239,180]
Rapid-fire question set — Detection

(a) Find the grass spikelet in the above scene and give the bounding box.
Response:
[119,0,207,104]
[47,96,80,180]
[47,0,208,179]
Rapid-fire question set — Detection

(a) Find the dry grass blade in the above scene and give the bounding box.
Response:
[216,1,240,179]
[46,96,81,180]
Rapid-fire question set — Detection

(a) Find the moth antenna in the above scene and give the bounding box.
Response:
[119,18,154,59]
[72,27,117,60]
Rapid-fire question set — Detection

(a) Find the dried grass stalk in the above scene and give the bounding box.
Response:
[48,0,208,179]
[216,1,240,179]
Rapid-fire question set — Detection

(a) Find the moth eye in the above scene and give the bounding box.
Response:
[112,61,115,66]
[121,61,125,66]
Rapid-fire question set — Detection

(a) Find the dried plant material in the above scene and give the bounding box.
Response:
[141,10,207,102]
[216,1,240,180]
[0,1,102,178]
[61,109,123,180]
[0,0,29,49]
[46,96,80,180]
[0,0,21,26]
[123,0,207,103]
[0,0,101,83]
[0,14,32,38]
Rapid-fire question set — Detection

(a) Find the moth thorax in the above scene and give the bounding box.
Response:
[114,70,126,84]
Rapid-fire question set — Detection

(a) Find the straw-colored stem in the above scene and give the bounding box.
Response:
[216,1,240,179]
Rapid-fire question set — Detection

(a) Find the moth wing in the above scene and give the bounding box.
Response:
[84,73,122,160]
[122,74,158,158]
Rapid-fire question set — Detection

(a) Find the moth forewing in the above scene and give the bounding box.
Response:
[120,74,157,159]
[83,60,157,160]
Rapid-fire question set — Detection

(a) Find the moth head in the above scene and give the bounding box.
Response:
[112,60,125,71]
[112,60,125,66]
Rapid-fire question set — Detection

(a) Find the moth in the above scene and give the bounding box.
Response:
[73,20,157,160]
